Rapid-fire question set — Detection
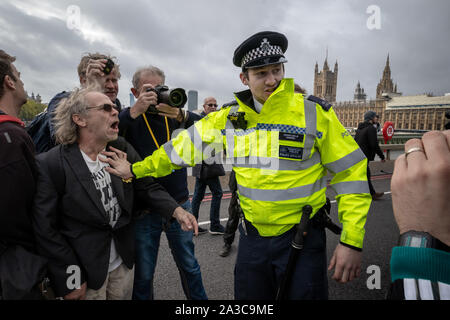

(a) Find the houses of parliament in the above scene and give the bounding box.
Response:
[313,54,450,131]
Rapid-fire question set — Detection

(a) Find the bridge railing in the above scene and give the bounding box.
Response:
[379,144,405,160]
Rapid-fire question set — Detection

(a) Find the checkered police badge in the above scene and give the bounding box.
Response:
[241,38,284,67]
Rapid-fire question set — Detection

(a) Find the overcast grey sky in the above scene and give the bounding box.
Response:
[1,0,449,108]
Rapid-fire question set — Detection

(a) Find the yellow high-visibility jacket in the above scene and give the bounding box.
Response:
[132,79,371,249]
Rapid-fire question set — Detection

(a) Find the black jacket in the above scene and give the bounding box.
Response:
[354,121,385,161]
[119,108,201,203]
[31,137,179,296]
[0,111,37,252]
[191,111,225,180]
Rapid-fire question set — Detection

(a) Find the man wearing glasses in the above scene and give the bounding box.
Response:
[191,97,225,235]
[32,88,197,300]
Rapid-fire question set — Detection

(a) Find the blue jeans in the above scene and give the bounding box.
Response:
[191,177,223,229]
[133,200,208,300]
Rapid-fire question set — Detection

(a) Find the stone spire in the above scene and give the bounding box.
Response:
[376,53,395,99]
[354,81,367,102]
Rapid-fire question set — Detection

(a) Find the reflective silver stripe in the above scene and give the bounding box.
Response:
[163,141,190,167]
[302,99,317,160]
[232,151,321,171]
[237,177,327,201]
[187,125,209,153]
[330,180,370,195]
[324,148,366,174]
[187,124,224,162]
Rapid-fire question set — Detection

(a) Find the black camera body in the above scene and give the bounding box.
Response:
[146,85,187,114]
[103,58,115,75]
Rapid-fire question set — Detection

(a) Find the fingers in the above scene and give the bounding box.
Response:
[328,251,336,271]
[191,216,199,236]
[404,138,426,165]
[443,130,450,148]
[135,88,158,113]
[332,268,343,282]
[329,245,362,283]
[391,154,406,189]
[340,267,350,283]
[332,263,361,283]
[348,265,360,282]
[105,146,127,159]
[421,131,450,163]
[102,151,119,161]
[86,59,107,78]
[139,85,157,101]
[173,208,198,235]
[104,166,116,174]
[139,83,155,95]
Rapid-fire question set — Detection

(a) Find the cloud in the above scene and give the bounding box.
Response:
[1,0,449,108]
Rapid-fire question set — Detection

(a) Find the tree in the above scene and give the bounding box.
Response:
[19,99,47,121]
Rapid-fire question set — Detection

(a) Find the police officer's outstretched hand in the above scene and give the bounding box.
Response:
[328,244,362,283]
[101,146,134,180]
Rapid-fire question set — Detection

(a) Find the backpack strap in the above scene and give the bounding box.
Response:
[0,115,24,127]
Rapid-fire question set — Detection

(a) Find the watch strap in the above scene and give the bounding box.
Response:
[399,231,450,253]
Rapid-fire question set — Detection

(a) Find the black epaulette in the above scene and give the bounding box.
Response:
[306,95,332,111]
[221,100,238,109]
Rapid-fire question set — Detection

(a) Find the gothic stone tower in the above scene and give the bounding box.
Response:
[354,81,367,102]
[376,54,398,99]
[314,56,338,103]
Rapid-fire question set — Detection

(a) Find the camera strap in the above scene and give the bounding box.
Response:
[142,113,170,149]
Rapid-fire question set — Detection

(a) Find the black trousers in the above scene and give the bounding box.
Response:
[367,162,376,195]
[234,221,328,300]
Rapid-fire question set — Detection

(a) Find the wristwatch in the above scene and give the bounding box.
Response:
[399,231,450,252]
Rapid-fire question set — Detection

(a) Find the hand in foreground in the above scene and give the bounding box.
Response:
[391,130,450,245]
[100,146,134,180]
[172,206,198,236]
[328,244,362,283]
[64,282,87,300]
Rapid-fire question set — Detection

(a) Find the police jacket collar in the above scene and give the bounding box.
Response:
[234,89,255,111]
[233,78,294,112]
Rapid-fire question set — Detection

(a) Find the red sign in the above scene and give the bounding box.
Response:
[382,121,395,144]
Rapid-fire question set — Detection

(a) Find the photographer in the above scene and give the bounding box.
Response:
[118,66,207,300]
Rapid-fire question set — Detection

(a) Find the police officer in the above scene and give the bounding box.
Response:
[104,31,372,300]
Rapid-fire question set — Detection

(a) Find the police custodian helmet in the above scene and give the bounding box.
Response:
[233,31,288,70]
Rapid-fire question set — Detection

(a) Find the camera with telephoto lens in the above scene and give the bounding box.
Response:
[145,85,187,114]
